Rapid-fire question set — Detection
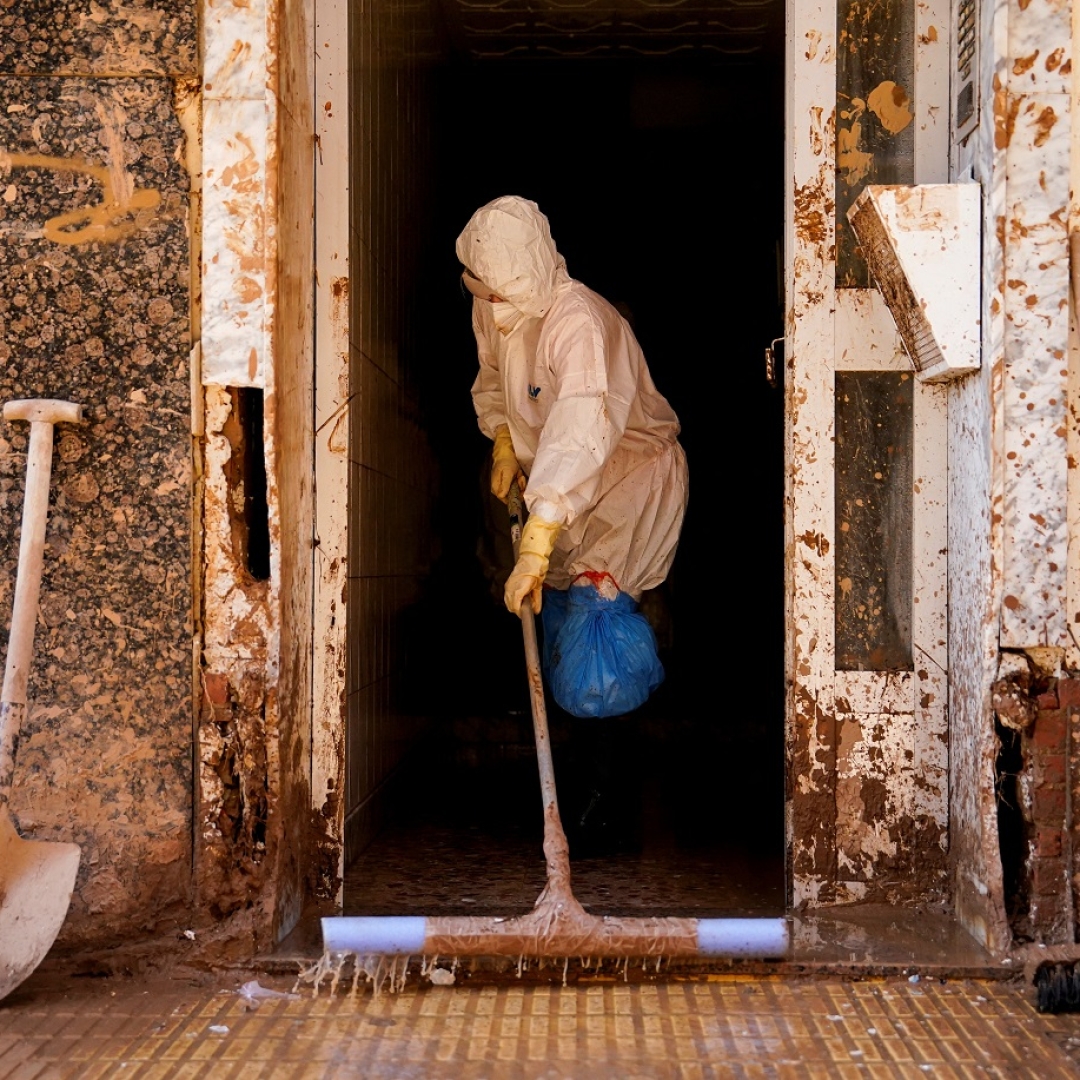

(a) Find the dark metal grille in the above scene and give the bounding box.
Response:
[434,0,784,60]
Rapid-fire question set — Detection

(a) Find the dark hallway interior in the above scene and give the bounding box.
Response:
[345,45,787,919]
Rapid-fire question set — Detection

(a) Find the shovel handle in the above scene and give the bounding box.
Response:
[0,400,83,804]
[1,400,82,706]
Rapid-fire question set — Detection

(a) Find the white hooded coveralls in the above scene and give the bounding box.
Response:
[457,196,688,600]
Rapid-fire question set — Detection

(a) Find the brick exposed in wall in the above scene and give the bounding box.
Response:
[197,667,272,920]
[1067,678,1080,941]
[195,384,278,939]
[1001,675,1078,945]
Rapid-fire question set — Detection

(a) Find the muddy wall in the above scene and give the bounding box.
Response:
[948,0,1075,954]
[948,338,1008,951]
[946,0,1006,945]
[0,6,198,949]
[270,0,315,940]
[192,0,320,956]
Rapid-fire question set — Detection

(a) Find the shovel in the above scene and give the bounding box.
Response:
[0,399,83,1003]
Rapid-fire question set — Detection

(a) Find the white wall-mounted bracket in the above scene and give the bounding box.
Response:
[847,183,981,383]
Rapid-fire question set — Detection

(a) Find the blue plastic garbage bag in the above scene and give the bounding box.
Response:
[540,582,664,718]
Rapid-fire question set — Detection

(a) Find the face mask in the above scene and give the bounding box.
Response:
[491,301,526,334]
[462,269,502,302]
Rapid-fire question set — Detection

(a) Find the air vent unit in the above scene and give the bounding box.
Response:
[847,184,981,383]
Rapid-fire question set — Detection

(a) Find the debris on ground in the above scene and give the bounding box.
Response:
[236,979,301,1007]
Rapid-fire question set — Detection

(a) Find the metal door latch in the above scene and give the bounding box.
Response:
[765,337,783,388]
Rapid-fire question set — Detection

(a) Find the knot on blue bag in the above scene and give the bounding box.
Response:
[540,580,665,719]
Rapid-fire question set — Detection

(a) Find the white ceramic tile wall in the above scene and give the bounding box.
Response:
[343,0,436,855]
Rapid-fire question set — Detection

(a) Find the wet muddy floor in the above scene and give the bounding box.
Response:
[4,963,1080,1078]
[271,716,1000,981]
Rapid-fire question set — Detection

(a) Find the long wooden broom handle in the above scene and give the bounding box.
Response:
[507,482,574,892]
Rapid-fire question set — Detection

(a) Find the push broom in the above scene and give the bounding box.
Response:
[321,485,789,971]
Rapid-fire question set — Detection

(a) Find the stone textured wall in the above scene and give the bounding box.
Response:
[0,3,195,75]
[0,8,197,950]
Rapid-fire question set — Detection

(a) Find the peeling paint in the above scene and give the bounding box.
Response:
[794,178,833,246]
[788,0,952,911]
[200,0,273,389]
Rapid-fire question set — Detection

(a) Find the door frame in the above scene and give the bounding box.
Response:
[784,0,951,907]
[307,0,957,916]
[311,0,352,907]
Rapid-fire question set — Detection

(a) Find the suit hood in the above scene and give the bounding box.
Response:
[455,195,569,319]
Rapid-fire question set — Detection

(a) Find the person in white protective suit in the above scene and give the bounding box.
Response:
[456,194,688,677]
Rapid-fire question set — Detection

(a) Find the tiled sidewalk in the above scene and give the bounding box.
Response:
[2,970,1080,1078]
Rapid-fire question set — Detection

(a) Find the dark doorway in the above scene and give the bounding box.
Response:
[345,37,787,920]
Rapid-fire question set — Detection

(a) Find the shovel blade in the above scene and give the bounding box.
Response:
[0,812,80,1002]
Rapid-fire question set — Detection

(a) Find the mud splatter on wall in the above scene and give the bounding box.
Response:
[269,0,316,943]
[834,371,913,671]
[787,1,839,909]
[788,0,952,910]
[0,1,196,76]
[834,0,915,286]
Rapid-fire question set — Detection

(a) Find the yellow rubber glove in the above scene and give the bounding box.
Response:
[490,424,521,503]
[505,516,561,615]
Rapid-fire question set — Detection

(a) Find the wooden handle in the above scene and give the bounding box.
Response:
[1,400,83,707]
[506,485,573,888]
[3,399,83,426]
